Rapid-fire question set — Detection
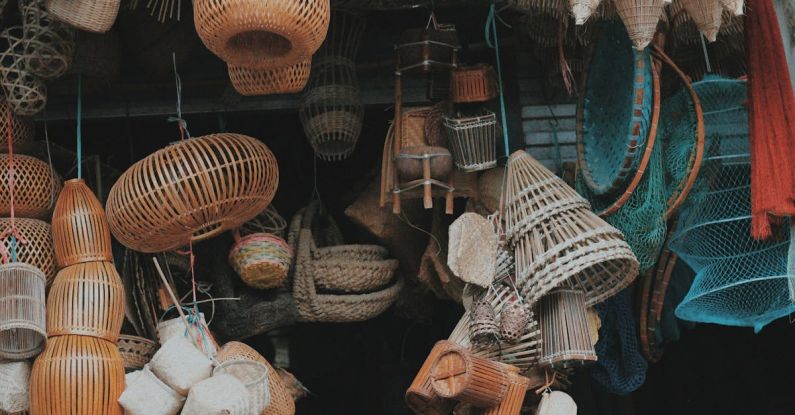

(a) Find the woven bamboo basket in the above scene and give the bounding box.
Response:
[719,0,743,15]
[430,348,510,408]
[217,341,296,415]
[20,0,75,80]
[149,336,213,396]
[45,0,119,33]
[482,368,529,415]
[538,289,597,368]
[0,28,47,116]
[117,335,158,372]
[396,23,460,73]
[238,205,287,238]
[0,100,34,152]
[181,374,250,414]
[447,212,497,288]
[614,0,666,49]
[46,261,125,342]
[405,340,457,415]
[0,361,30,414]
[118,364,184,415]
[0,219,55,284]
[106,133,279,253]
[228,59,311,96]
[443,110,498,172]
[468,299,499,346]
[229,233,293,290]
[0,263,46,360]
[30,334,125,415]
[681,0,723,41]
[193,0,330,69]
[213,360,271,414]
[451,65,498,103]
[51,178,113,267]
[0,154,61,220]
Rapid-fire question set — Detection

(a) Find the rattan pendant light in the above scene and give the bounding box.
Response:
[614,0,666,49]
[681,0,723,41]
[51,178,113,267]
[106,133,279,253]
[0,154,61,220]
[45,0,120,33]
[228,59,311,96]
[194,0,330,69]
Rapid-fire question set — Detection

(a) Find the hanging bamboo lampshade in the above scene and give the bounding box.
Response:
[45,0,120,33]
[0,99,34,152]
[0,27,47,117]
[228,59,311,96]
[0,263,46,360]
[0,218,56,283]
[106,133,279,253]
[51,178,112,268]
[719,0,743,15]
[681,0,723,41]
[46,261,125,342]
[0,154,61,220]
[193,0,330,69]
[538,289,597,367]
[30,335,124,415]
[614,0,666,49]
[20,0,75,80]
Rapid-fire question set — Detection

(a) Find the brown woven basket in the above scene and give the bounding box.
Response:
[106,133,279,253]
[538,289,597,368]
[20,0,75,80]
[614,0,666,49]
[45,0,119,33]
[0,218,55,284]
[0,27,47,116]
[443,110,498,172]
[405,340,457,415]
[0,154,61,220]
[0,263,46,360]
[228,59,311,96]
[193,0,330,69]
[117,334,158,372]
[30,335,124,415]
[451,64,498,103]
[430,348,510,408]
[51,178,113,267]
[0,99,34,152]
[46,261,125,342]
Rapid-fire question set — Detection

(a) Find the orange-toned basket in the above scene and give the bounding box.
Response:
[45,0,119,33]
[430,348,510,408]
[46,261,125,342]
[0,218,55,284]
[0,154,61,220]
[50,178,113,268]
[451,64,498,103]
[0,263,46,360]
[228,59,311,96]
[106,133,279,253]
[0,99,34,152]
[30,335,124,415]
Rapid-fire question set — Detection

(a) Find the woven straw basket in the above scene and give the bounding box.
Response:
[451,64,498,103]
[0,27,47,116]
[228,59,311,96]
[0,100,34,152]
[0,154,61,220]
[0,360,30,414]
[51,178,113,267]
[117,335,158,372]
[20,0,75,80]
[229,233,293,290]
[0,218,55,283]
[614,0,666,49]
[0,263,46,360]
[30,335,125,415]
[45,0,119,33]
[106,133,279,253]
[118,364,184,415]
[194,0,330,69]
[182,374,250,415]
[149,336,213,396]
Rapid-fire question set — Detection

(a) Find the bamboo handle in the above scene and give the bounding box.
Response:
[423,158,432,209]
[152,257,198,345]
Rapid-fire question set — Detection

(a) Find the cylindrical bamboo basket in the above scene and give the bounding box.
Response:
[51,178,113,267]
[29,334,125,415]
[613,0,666,49]
[20,0,75,80]
[451,64,498,103]
[443,110,498,172]
[0,218,55,284]
[537,289,597,368]
[228,59,311,96]
[0,27,47,116]
[0,99,34,152]
[117,335,158,372]
[193,0,330,69]
[405,340,457,415]
[0,263,46,360]
[430,348,510,408]
[46,261,125,342]
[45,0,120,33]
[0,360,30,414]
[106,133,279,253]
[0,154,61,220]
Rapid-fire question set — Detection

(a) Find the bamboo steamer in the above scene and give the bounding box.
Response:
[0,218,55,283]
[430,348,510,408]
[0,263,46,360]
[0,154,61,220]
[405,341,457,415]
[51,178,113,267]
[29,334,125,415]
[46,261,125,342]
[106,133,279,253]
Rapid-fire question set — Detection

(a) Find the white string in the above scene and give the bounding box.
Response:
[43,115,55,209]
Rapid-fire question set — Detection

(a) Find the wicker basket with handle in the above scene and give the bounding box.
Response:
[0,263,46,360]
[45,0,119,33]
[51,178,112,267]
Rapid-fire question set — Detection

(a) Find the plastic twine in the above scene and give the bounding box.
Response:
[485,2,511,158]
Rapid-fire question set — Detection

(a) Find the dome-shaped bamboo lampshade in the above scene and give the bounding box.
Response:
[0,154,61,220]
[106,133,280,253]
[46,261,125,342]
[30,334,124,415]
[0,262,46,360]
[51,178,113,268]
[0,218,56,283]
[228,59,311,96]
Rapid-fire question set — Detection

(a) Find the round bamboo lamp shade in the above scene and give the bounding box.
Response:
[193,0,330,69]
[228,59,311,96]
[106,133,279,253]
[51,178,113,268]
[45,0,120,33]
[30,334,124,415]
[46,261,125,342]
[0,263,46,360]
[0,218,55,284]
[0,99,35,152]
[0,154,61,220]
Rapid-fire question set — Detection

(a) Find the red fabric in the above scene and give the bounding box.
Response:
[745,0,795,239]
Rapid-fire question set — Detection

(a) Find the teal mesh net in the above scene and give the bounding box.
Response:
[671,76,795,332]
[660,84,701,210]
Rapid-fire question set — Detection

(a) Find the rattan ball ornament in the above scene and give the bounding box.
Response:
[193,0,330,69]
[0,99,34,151]
[469,298,499,346]
[51,178,113,267]
[0,262,46,360]
[20,0,75,80]
[499,300,529,344]
[45,0,120,33]
[0,218,56,283]
[0,154,61,220]
[0,27,47,116]
[106,133,279,253]
[228,59,311,96]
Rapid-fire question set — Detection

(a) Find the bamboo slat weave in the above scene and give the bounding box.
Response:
[405,340,457,415]
[430,348,510,408]
[0,100,34,152]
[614,0,666,49]
[20,0,75,80]
[0,27,47,116]
[482,368,530,415]
[681,0,723,42]
[0,154,61,220]
[451,65,498,103]
[194,0,330,69]
[217,341,295,415]
[0,263,46,360]
[106,133,279,253]
[45,0,119,33]
[46,261,125,342]
[0,218,55,284]
[30,335,124,415]
[117,335,157,372]
[443,110,498,172]
[538,289,597,368]
[228,59,311,96]
[51,178,112,267]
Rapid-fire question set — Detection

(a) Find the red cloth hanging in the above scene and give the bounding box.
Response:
[745,0,795,239]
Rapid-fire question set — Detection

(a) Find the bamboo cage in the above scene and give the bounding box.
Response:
[228,59,311,96]
[20,0,75,80]
[0,218,55,284]
[45,0,120,33]
[0,263,46,360]
[0,154,61,220]
[430,348,510,408]
[537,289,597,368]
[50,178,112,267]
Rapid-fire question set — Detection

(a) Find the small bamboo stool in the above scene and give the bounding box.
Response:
[405,340,457,415]
[430,348,510,408]
[538,289,597,368]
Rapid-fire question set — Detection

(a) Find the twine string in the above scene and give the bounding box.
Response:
[168,52,190,140]
[485,2,511,159]
[699,34,713,73]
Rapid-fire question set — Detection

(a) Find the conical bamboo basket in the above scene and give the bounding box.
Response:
[614,0,666,49]
[51,178,113,267]
[719,0,743,15]
[681,0,723,41]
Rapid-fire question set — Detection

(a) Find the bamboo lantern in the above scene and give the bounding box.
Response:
[228,59,311,96]
[537,289,597,368]
[613,0,666,49]
[45,0,119,33]
[0,99,34,152]
[482,368,530,415]
[719,0,743,15]
[20,0,75,80]
[430,348,510,408]
[30,335,124,415]
[0,218,56,284]
[405,341,457,415]
[193,0,330,69]
[106,133,279,253]
[0,263,46,360]
[46,261,125,342]
[0,154,61,220]
[681,0,723,41]
[0,27,47,116]
[50,178,112,267]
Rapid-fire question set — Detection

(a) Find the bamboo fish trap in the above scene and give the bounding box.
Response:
[228,59,311,96]
[430,348,511,408]
[538,289,597,368]
[51,178,113,267]
[0,154,61,220]
[0,27,47,116]
[0,218,56,284]
[45,0,120,33]
[405,340,457,415]
[613,0,666,49]
[0,263,46,360]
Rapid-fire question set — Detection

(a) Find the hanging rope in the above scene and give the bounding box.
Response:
[485,2,511,158]
[167,52,190,140]
[0,107,28,264]
[76,73,82,179]
[699,34,713,74]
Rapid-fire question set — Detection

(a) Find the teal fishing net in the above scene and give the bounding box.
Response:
[671,75,795,332]
[660,83,701,211]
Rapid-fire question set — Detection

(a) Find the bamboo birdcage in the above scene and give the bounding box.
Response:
[0,218,55,283]
[0,100,34,152]
[20,0,75,80]
[0,28,47,116]
[681,0,723,41]
[430,348,511,408]
[51,178,113,267]
[443,110,498,172]
[193,0,330,69]
[46,261,125,342]
[614,0,666,49]
[0,154,61,220]
[30,334,125,415]
[228,59,311,96]
[538,289,597,368]
[451,65,498,103]
[0,263,46,360]
[106,133,279,253]
[45,0,119,33]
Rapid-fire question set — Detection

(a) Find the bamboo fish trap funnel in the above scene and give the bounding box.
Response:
[0,27,47,116]
[228,59,311,96]
[51,178,113,267]
[430,348,511,408]
[0,263,46,360]
[0,218,55,284]
[614,0,666,49]
[0,154,61,220]
[538,289,597,368]
[681,0,723,41]
[30,335,124,415]
[45,0,120,33]
[502,151,639,306]
[106,133,279,253]
[20,0,75,80]
[0,99,34,151]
